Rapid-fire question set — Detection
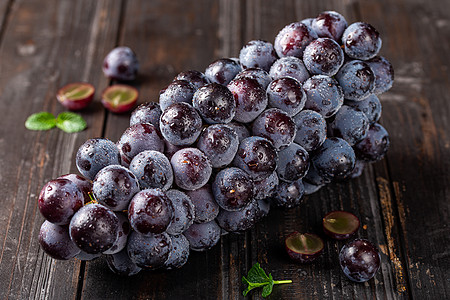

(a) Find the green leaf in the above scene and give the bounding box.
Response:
[247,263,270,283]
[261,273,274,297]
[56,112,87,133]
[25,112,56,131]
[242,263,291,298]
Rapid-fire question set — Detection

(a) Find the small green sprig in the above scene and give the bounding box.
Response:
[242,263,292,298]
[25,111,87,133]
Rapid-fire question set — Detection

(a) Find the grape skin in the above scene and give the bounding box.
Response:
[339,239,381,282]
[103,212,131,255]
[58,174,92,204]
[274,22,317,58]
[303,75,344,118]
[267,77,306,116]
[345,94,382,124]
[130,102,162,130]
[216,200,260,232]
[253,171,279,200]
[335,60,375,101]
[127,231,172,269]
[239,40,277,72]
[39,221,80,260]
[192,83,236,124]
[354,123,390,162]
[293,110,327,152]
[170,148,212,191]
[166,189,195,235]
[185,184,219,223]
[228,77,268,123]
[174,70,210,90]
[102,46,139,81]
[159,80,195,111]
[276,143,310,182]
[269,56,310,84]
[271,179,305,208]
[205,58,242,85]
[184,220,221,251]
[106,248,142,276]
[129,150,173,191]
[164,234,190,270]
[303,38,344,76]
[329,105,370,146]
[342,22,382,60]
[235,68,272,90]
[312,11,348,41]
[366,56,394,94]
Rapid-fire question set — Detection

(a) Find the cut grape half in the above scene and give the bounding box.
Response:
[323,211,360,240]
[57,82,95,110]
[285,232,324,263]
[101,84,138,113]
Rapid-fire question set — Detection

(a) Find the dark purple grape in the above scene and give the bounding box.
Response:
[339,239,381,282]
[303,75,344,118]
[93,165,140,211]
[192,83,236,124]
[303,38,344,76]
[312,137,356,180]
[184,220,221,251]
[252,108,296,150]
[300,18,314,28]
[106,248,142,276]
[159,80,196,111]
[235,68,272,90]
[255,198,271,221]
[227,77,268,123]
[117,123,164,167]
[39,221,80,260]
[342,22,382,60]
[174,70,210,90]
[212,167,254,212]
[164,140,185,160]
[293,110,327,152]
[69,203,119,254]
[239,40,277,72]
[159,102,203,146]
[205,58,242,85]
[171,148,212,191]
[269,56,310,83]
[312,11,348,41]
[127,231,172,269]
[349,160,365,179]
[233,136,278,181]
[346,94,382,124]
[197,124,239,168]
[354,123,390,162]
[185,184,219,223]
[226,121,250,142]
[267,77,306,116]
[128,189,174,235]
[129,150,173,191]
[164,234,190,270]
[330,105,370,146]
[274,22,317,58]
[58,174,92,204]
[216,200,260,232]
[303,181,324,195]
[277,143,310,182]
[303,163,331,186]
[38,179,84,225]
[166,189,195,235]
[102,46,139,81]
[103,212,131,255]
[366,56,394,94]
[76,138,121,180]
[271,179,305,208]
[335,60,375,101]
[253,171,279,200]
[130,102,162,130]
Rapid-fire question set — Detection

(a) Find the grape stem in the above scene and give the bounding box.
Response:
[274,280,293,284]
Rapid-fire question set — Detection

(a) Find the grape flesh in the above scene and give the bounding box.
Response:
[267,77,306,116]
[212,167,254,211]
[174,70,210,90]
[274,22,317,58]
[170,148,212,191]
[312,11,347,41]
[293,110,327,152]
[216,200,260,232]
[159,80,196,111]
[58,174,92,203]
[130,102,162,130]
[342,22,382,60]
[277,143,310,182]
[366,56,394,94]
[346,94,382,124]
[184,220,221,251]
[226,121,250,142]
[185,184,219,223]
[129,150,173,191]
[127,231,172,269]
[39,221,80,260]
[253,171,279,200]
[271,179,305,208]
[252,108,296,150]
[329,105,370,146]
[235,68,272,90]
[164,234,190,269]
[269,56,310,83]
[102,46,139,81]
[239,40,277,72]
[303,75,344,118]
[205,58,242,85]
[303,38,344,76]
[335,60,375,101]
[166,189,195,235]
[192,83,236,124]
[103,212,131,255]
[339,239,381,282]
[354,123,390,162]
[106,248,142,276]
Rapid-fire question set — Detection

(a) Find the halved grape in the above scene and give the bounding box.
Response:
[285,232,324,263]
[323,211,360,240]
[102,84,138,113]
[57,82,95,110]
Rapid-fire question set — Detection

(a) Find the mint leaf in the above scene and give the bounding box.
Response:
[56,112,87,133]
[242,263,292,298]
[25,112,56,130]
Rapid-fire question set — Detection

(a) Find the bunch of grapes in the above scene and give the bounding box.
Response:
[38,11,392,279]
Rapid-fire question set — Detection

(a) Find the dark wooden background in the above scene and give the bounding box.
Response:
[0,0,448,299]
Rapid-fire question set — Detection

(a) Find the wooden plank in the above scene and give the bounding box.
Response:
[0,0,121,298]
[0,0,12,40]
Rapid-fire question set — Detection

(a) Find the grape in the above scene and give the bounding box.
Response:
[58,174,92,203]
[117,123,164,167]
[130,102,162,130]
[339,239,381,282]
[127,231,172,269]
[174,70,210,90]
[184,220,221,251]
[267,77,306,116]
[159,102,203,146]
[300,18,314,28]
[164,140,185,160]
[196,124,239,168]
[269,56,310,83]
[303,38,344,76]
[106,248,142,276]
[346,94,382,124]
[205,58,242,85]
[303,163,331,186]
[349,160,365,179]
[342,22,382,60]
[128,189,174,235]
[255,198,270,221]
[226,121,250,142]
[93,165,140,211]
[335,60,375,101]
[354,123,390,162]
[76,138,121,180]
[274,22,317,58]
[235,68,272,90]
[252,108,296,150]
[185,184,219,223]
[329,105,370,146]
[69,203,119,254]
[293,110,327,152]
[253,171,279,200]
[170,148,212,190]
[312,11,348,41]
[303,75,344,118]
[159,80,196,111]
[216,200,260,232]
[38,179,84,225]
[366,56,394,94]
[166,189,195,235]
[192,83,236,124]
[233,136,278,181]
[312,137,356,180]
[39,221,80,260]
[271,179,305,208]
[227,77,268,123]
[129,150,173,191]
[303,181,324,195]
[103,212,131,255]
[102,46,139,81]
[164,234,190,270]
[239,40,277,72]
[212,167,254,211]
[276,143,310,182]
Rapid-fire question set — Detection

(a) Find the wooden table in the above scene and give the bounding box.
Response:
[0,0,448,299]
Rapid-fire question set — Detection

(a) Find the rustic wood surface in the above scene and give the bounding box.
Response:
[0,0,448,299]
